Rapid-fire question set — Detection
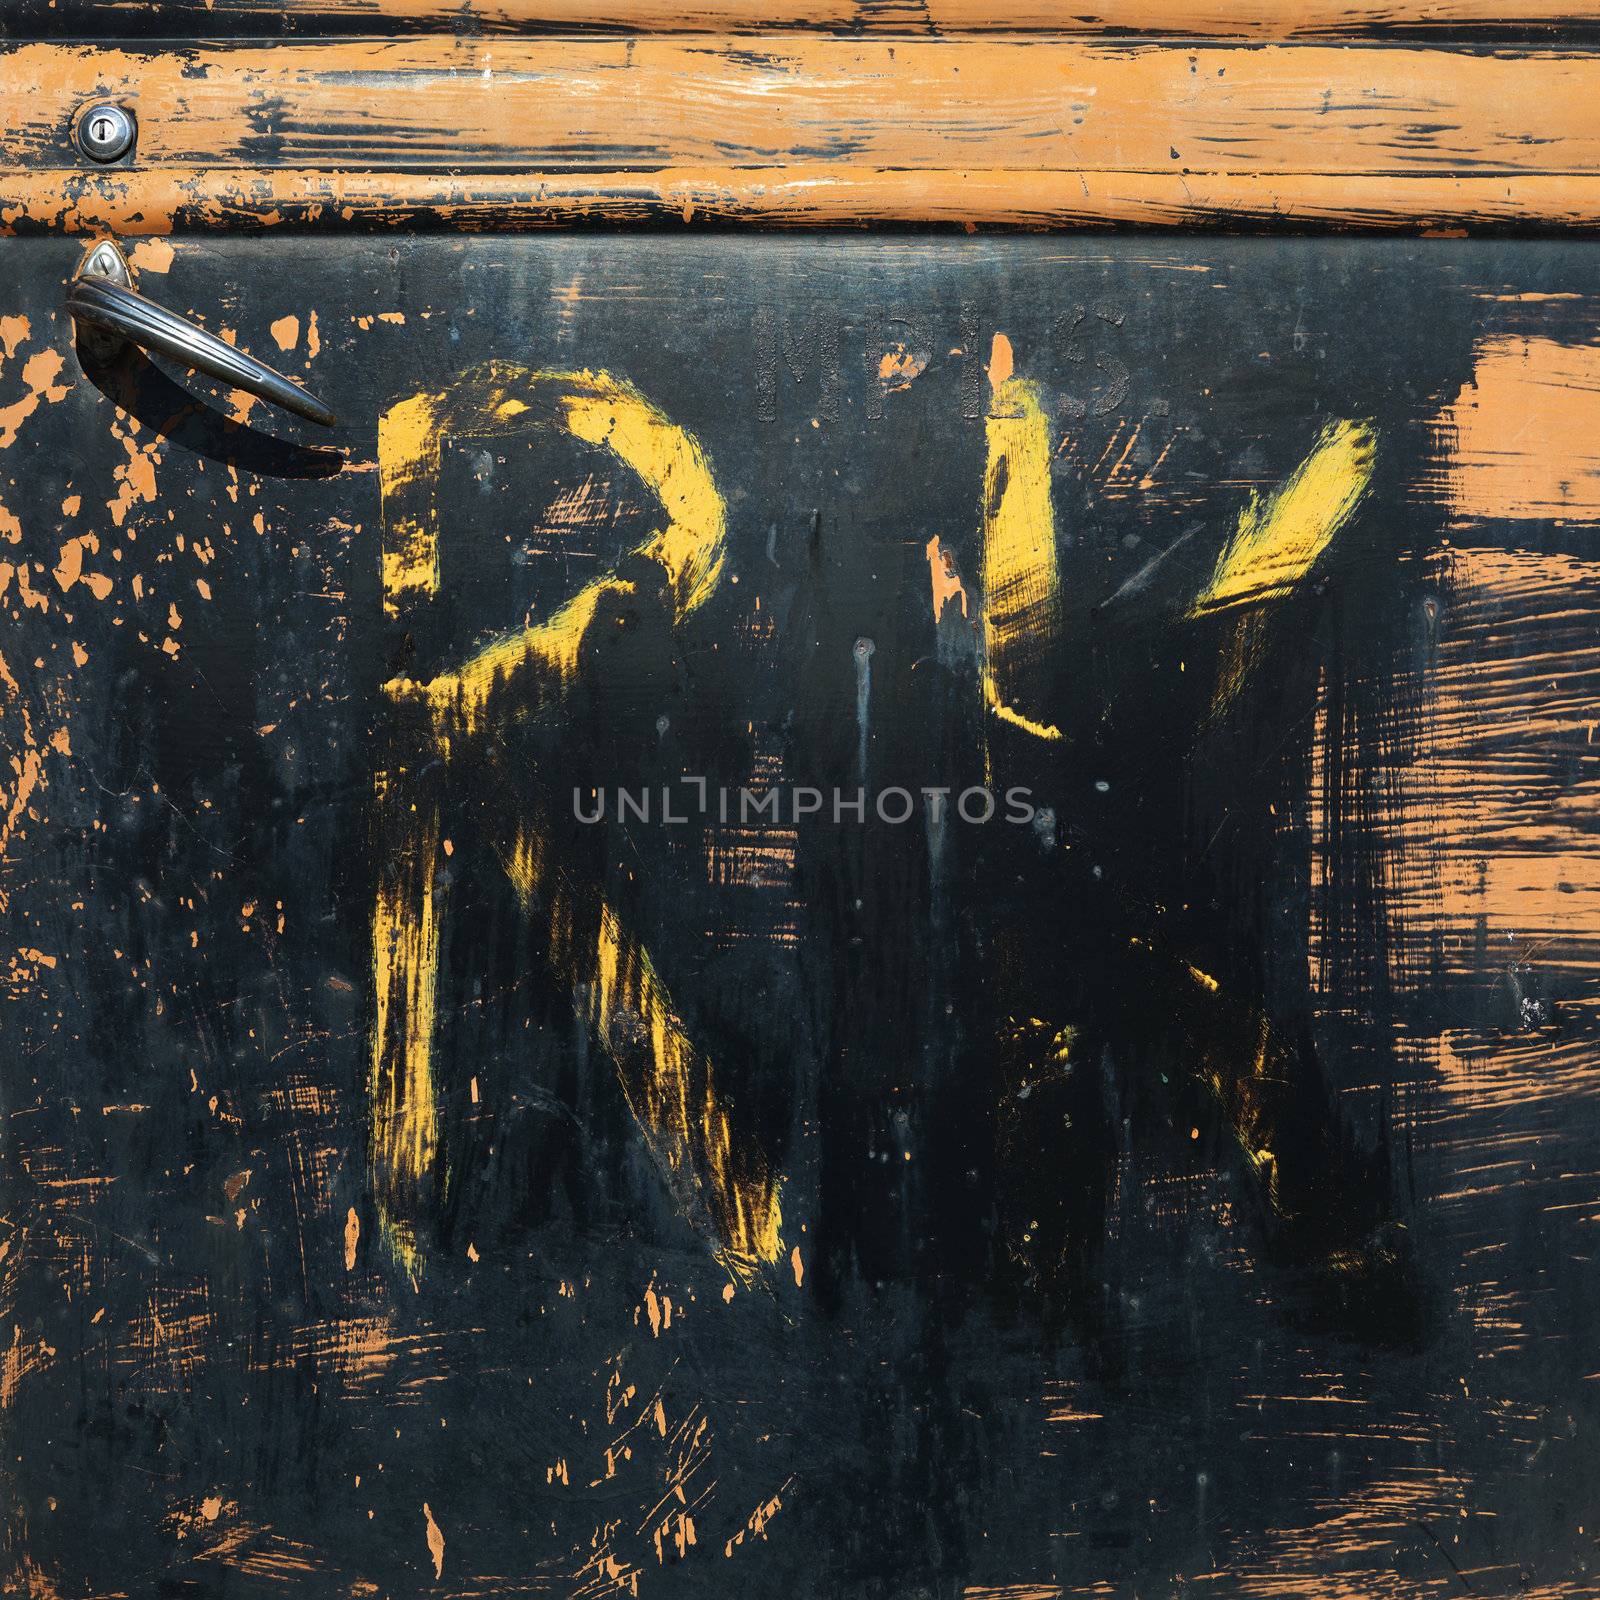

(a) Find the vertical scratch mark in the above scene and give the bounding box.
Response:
[853,636,874,786]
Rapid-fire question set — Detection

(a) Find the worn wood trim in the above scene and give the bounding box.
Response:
[6,0,1600,38]
[6,168,1600,236]
[5,38,1600,233]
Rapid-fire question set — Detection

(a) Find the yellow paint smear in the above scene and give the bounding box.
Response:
[560,376,725,615]
[377,362,724,625]
[504,827,781,1279]
[368,800,442,1280]
[376,390,443,608]
[382,368,725,744]
[980,334,1063,745]
[371,363,768,1278]
[1201,1011,1283,1211]
[1210,609,1269,716]
[1191,419,1375,616]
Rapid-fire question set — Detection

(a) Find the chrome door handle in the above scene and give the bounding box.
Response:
[66,268,336,428]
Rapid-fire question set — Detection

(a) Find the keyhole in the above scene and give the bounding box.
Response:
[76,102,135,162]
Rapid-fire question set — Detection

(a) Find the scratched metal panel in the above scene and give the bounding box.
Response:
[3,233,1599,1596]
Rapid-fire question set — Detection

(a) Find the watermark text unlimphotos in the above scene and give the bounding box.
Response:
[574,779,1037,827]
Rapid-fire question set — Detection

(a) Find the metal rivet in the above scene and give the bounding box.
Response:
[76,103,136,163]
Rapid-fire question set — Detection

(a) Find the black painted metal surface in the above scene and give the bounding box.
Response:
[1,234,1597,1596]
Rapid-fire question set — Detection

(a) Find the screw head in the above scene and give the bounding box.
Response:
[80,241,132,286]
[76,102,136,163]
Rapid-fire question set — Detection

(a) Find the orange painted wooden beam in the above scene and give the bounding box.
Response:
[13,0,1600,37]
[5,38,1600,232]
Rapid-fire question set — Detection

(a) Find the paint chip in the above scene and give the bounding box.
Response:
[422,1502,445,1579]
[129,239,175,274]
[987,332,1014,390]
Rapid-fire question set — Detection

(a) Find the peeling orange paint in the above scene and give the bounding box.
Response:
[422,1503,445,1579]
[107,421,163,531]
[0,645,70,911]
[1,1324,58,1413]
[0,316,29,359]
[1435,335,1600,523]
[53,533,96,594]
[10,167,1600,237]
[128,238,175,274]
[878,344,928,391]
[0,349,71,450]
[925,535,969,623]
